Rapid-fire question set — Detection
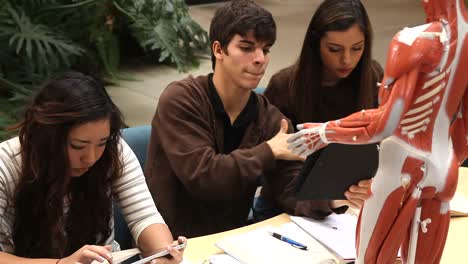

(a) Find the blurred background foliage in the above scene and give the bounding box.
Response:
[0,0,209,139]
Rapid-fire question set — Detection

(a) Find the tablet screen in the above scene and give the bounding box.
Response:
[295,143,379,200]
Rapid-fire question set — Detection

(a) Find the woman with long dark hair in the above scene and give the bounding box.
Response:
[265,0,383,208]
[0,72,185,264]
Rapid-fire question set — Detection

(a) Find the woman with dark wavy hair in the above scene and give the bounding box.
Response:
[265,0,383,209]
[0,72,185,264]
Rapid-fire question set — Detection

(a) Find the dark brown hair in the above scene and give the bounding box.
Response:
[292,0,375,123]
[12,71,124,258]
[209,0,276,69]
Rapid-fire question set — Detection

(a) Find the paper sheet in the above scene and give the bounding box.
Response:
[450,192,468,217]
[209,254,241,264]
[290,214,358,260]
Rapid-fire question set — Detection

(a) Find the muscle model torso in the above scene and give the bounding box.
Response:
[288,1,468,263]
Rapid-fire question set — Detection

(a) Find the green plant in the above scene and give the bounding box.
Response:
[116,0,208,71]
[0,0,209,139]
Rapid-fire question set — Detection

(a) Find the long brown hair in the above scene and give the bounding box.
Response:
[292,0,375,123]
[12,72,124,258]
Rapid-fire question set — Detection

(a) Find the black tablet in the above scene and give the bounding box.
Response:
[295,143,379,200]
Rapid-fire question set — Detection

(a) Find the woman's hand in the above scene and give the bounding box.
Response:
[147,236,187,264]
[60,244,113,264]
[344,179,372,208]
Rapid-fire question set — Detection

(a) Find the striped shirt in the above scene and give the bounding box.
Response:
[0,137,165,253]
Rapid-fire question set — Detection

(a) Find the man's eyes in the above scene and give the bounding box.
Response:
[240,46,254,51]
[239,46,271,54]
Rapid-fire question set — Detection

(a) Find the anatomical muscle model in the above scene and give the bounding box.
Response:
[287,0,468,263]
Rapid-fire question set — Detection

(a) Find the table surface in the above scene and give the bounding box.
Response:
[184,167,468,264]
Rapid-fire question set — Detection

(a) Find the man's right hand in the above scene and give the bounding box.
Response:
[267,119,304,161]
[60,244,113,264]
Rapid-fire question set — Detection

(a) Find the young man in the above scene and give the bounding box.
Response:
[145,0,350,238]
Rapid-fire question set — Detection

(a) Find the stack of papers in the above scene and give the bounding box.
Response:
[290,214,358,260]
[215,222,338,264]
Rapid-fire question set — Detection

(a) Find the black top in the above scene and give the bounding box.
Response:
[208,73,259,154]
[264,60,384,128]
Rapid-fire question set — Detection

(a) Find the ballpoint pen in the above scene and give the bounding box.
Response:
[268,231,308,250]
[324,224,338,230]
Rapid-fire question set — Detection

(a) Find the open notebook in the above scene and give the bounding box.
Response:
[215,222,339,264]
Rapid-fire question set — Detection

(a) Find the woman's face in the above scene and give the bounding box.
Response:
[67,118,110,177]
[319,23,365,83]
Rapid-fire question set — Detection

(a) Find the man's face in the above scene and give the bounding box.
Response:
[215,31,272,90]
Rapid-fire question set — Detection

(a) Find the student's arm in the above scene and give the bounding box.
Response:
[258,105,338,219]
[137,225,185,264]
[148,82,278,202]
[114,139,176,251]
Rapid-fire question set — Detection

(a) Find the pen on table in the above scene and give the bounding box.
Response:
[324,224,338,230]
[268,231,308,250]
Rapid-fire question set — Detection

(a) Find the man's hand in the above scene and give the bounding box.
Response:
[266,119,304,161]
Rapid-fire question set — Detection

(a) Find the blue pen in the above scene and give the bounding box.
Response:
[268,231,308,250]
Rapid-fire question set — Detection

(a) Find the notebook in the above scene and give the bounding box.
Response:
[295,143,379,200]
[215,222,339,264]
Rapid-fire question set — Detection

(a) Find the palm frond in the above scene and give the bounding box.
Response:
[35,0,100,13]
[0,0,209,139]
[1,6,84,75]
[0,76,31,96]
[117,0,209,71]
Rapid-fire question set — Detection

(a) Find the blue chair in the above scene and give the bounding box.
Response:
[121,125,152,168]
[114,125,151,261]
